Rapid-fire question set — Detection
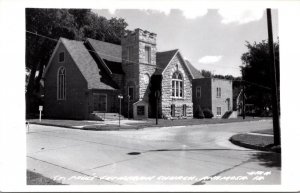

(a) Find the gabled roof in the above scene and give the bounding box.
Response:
[86,38,122,62]
[44,38,117,90]
[185,60,203,79]
[155,49,196,80]
[86,38,124,74]
[155,49,179,75]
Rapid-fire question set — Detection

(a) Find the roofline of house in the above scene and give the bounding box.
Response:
[42,38,63,79]
[161,50,194,80]
[85,40,113,76]
[184,60,197,80]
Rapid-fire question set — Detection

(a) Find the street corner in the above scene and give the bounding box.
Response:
[229,130,281,153]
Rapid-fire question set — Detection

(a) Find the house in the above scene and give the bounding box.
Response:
[192,78,233,118]
[42,28,233,120]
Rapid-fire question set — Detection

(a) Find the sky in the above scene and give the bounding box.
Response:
[92,9,278,77]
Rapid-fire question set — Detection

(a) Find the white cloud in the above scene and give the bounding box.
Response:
[107,8,207,19]
[180,8,208,19]
[151,8,171,15]
[218,9,264,24]
[151,8,207,19]
[108,8,116,15]
[198,55,223,64]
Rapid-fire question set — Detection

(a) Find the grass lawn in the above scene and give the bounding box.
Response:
[231,134,274,147]
[28,116,271,131]
[28,119,102,128]
[27,170,64,185]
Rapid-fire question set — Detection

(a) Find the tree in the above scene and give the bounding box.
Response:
[201,69,212,78]
[240,39,280,114]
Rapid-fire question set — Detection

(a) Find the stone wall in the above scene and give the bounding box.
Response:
[161,53,193,118]
[121,28,157,118]
[121,28,157,102]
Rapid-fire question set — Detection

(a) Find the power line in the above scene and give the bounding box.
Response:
[26,30,164,70]
[233,79,271,90]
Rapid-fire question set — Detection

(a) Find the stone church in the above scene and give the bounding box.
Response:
[42,28,232,120]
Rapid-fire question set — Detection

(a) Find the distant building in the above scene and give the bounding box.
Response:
[42,28,233,120]
[193,78,233,118]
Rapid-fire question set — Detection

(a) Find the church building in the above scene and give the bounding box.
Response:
[42,28,232,120]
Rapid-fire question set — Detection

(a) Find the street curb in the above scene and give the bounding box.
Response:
[229,133,281,153]
[29,122,76,130]
[29,122,138,131]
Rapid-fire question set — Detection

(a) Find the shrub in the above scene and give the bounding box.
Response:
[194,106,204,119]
[203,108,214,118]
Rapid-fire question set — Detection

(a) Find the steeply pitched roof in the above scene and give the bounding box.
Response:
[185,60,203,79]
[155,49,178,75]
[86,38,122,62]
[61,38,117,90]
[86,38,124,74]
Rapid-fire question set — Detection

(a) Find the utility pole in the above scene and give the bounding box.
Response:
[267,8,281,145]
[118,94,123,127]
[127,95,130,119]
[242,83,246,120]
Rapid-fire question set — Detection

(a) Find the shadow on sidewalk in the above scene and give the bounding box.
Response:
[250,152,281,169]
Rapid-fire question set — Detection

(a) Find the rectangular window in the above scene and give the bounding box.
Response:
[59,52,65,63]
[217,87,221,98]
[171,104,175,117]
[217,107,221,116]
[196,87,201,98]
[137,106,145,116]
[128,46,133,62]
[182,104,187,117]
[172,81,175,97]
[176,81,179,97]
[179,81,183,97]
[93,93,107,112]
[128,86,134,100]
[145,46,151,64]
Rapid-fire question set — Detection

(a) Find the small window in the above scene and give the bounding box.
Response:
[196,87,201,98]
[182,104,187,117]
[217,87,221,98]
[217,107,221,116]
[137,106,145,116]
[59,52,65,63]
[171,104,175,117]
[145,46,151,64]
[128,46,133,62]
[128,86,134,100]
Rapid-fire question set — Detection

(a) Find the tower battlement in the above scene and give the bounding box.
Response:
[123,28,157,45]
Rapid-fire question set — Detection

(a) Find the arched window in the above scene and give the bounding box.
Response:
[57,67,66,100]
[172,71,183,98]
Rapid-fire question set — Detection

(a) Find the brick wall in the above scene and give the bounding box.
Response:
[161,54,193,118]
[44,43,89,119]
[192,78,212,116]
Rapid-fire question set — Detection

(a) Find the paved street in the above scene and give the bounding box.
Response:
[27,120,280,185]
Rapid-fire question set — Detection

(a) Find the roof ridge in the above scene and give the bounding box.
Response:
[86,37,120,46]
[157,49,179,54]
